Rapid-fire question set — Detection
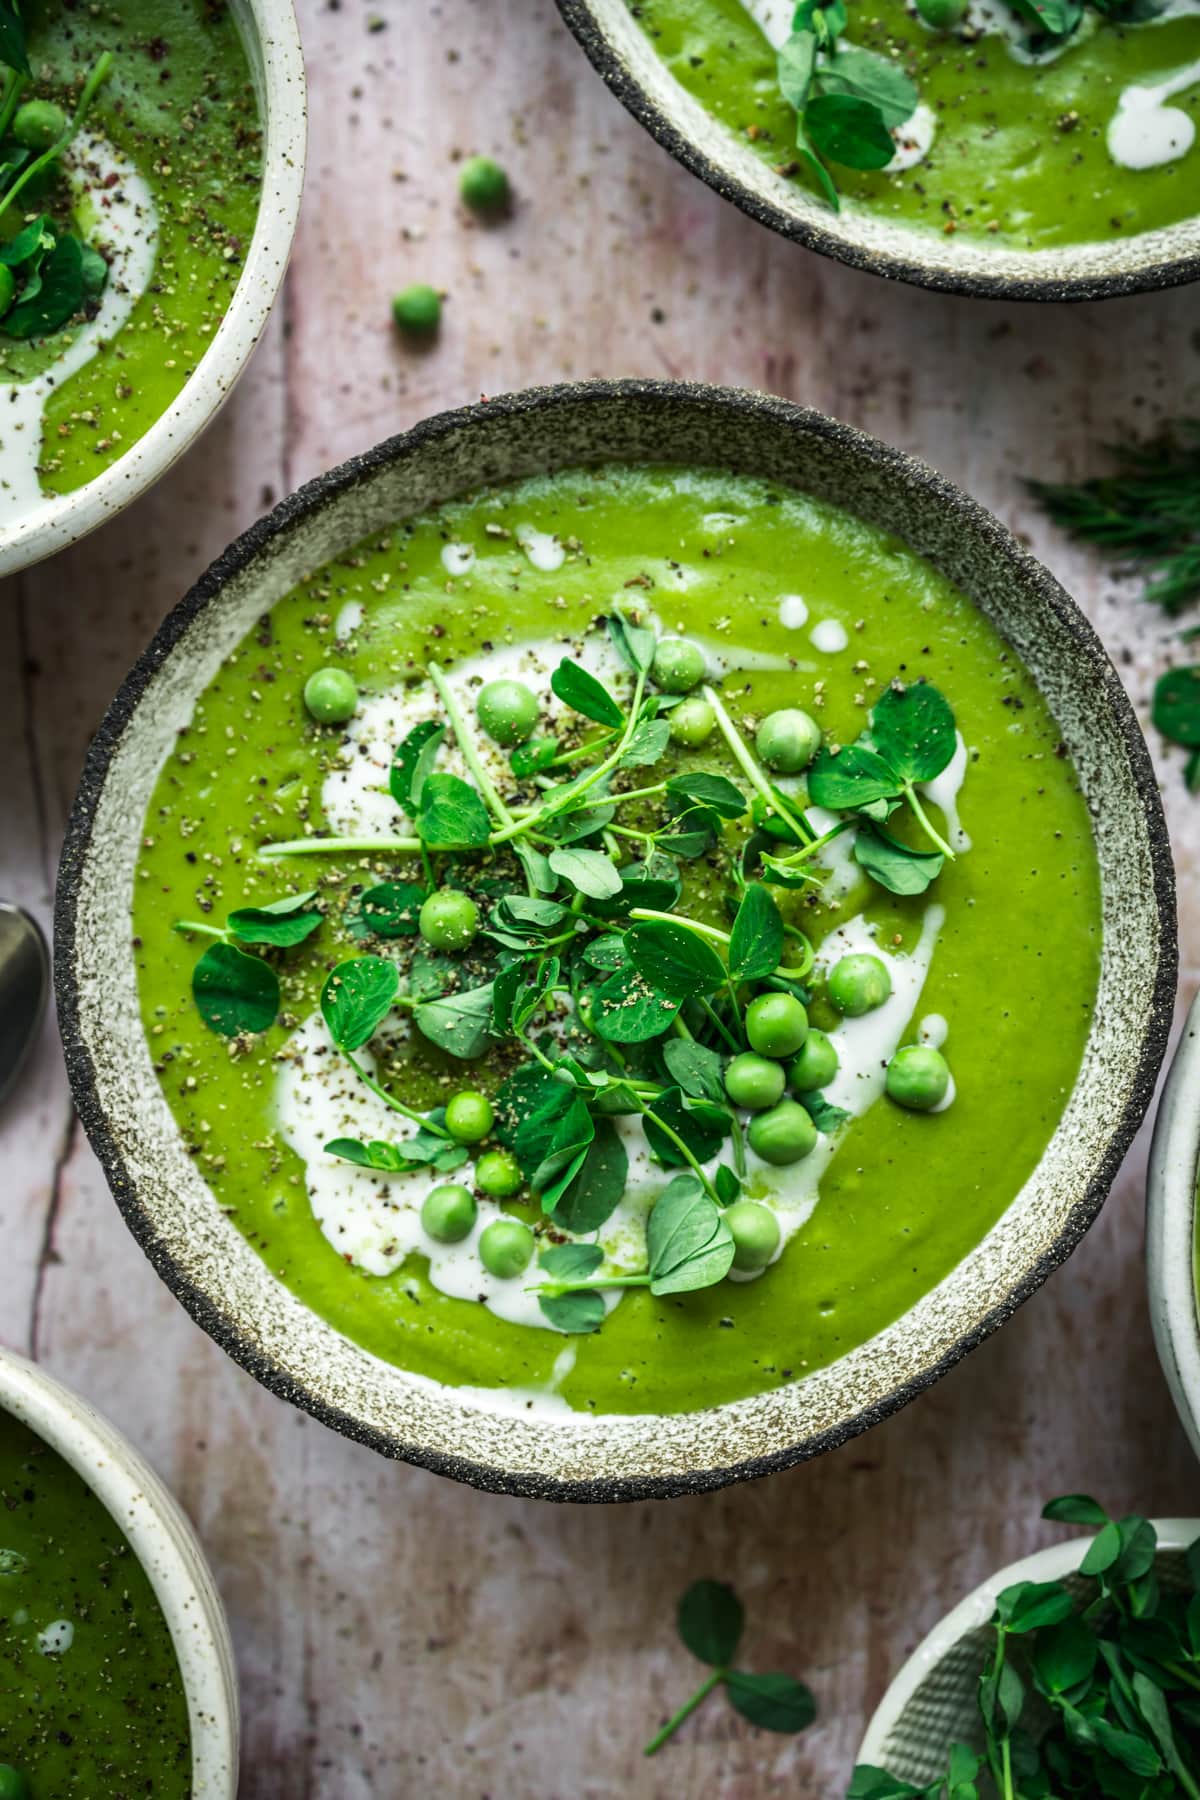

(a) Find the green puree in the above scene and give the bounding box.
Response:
[0,0,260,499]
[131,466,1101,1416]
[627,0,1200,249]
[0,1412,189,1795]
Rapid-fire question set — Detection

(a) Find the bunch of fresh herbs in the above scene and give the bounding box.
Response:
[176,607,958,1323]
[850,1495,1200,1799]
[0,6,114,339]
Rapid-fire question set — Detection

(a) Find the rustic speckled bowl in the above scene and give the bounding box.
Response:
[857,1522,1200,1782]
[0,0,307,579]
[55,381,1176,1502]
[1148,991,1200,1461]
[0,1348,237,1796]
[555,0,1200,302]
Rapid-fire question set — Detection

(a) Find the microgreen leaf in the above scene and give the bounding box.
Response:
[643,1086,728,1168]
[798,1092,851,1133]
[677,1580,744,1667]
[808,742,901,811]
[870,682,958,785]
[777,30,817,110]
[1043,1494,1110,1527]
[321,956,399,1051]
[607,607,657,675]
[554,1120,629,1232]
[665,771,747,820]
[351,880,426,939]
[995,1580,1076,1635]
[626,919,727,1000]
[662,1038,726,1104]
[1032,1618,1098,1695]
[728,883,783,981]
[192,942,279,1037]
[592,853,682,918]
[814,46,917,129]
[510,735,559,778]
[592,965,681,1042]
[538,1287,606,1334]
[416,772,491,850]
[646,1174,735,1295]
[846,1771,926,1799]
[854,824,944,895]
[4,232,85,339]
[1153,666,1200,752]
[0,3,30,74]
[413,983,495,1059]
[547,845,622,899]
[389,719,444,811]
[583,934,630,972]
[227,890,322,947]
[532,1095,595,1207]
[725,1671,818,1733]
[804,92,895,170]
[620,717,671,767]
[551,657,625,728]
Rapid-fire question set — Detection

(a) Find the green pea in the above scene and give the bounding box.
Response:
[460,154,510,212]
[915,0,967,26]
[445,1090,494,1143]
[723,1051,786,1111]
[745,992,809,1059]
[725,1200,781,1272]
[669,697,716,747]
[0,1768,31,1800]
[651,637,706,694]
[303,666,358,725]
[886,1045,951,1112]
[0,265,13,319]
[475,1149,522,1197]
[392,283,441,333]
[13,98,66,150]
[421,1183,477,1243]
[789,1029,839,1092]
[756,707,822,774]
[479,1216,534,1279]
[827,952,892,1017]
[419,888,479,951]
[477,678,538,746]
[747,1100,818,1166]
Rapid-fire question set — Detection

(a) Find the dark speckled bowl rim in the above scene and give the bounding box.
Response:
[55,380,1177,1502]
[554,0,1200,304]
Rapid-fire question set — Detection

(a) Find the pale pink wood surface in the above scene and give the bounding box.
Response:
[3,1,1200,1792]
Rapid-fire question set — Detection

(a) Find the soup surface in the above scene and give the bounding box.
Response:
[0,1410,190,1795]
[132,465,1101,1418]
[627,0,1200,251]
[0,0,261,528]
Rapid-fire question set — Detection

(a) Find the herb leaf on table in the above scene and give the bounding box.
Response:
[645,1578,817,1754]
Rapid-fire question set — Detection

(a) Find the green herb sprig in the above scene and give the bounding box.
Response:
[645,1579,816,1755]
[776,1,919,211]
[1028,421,1200,619]
[175,891,323,1036]
[850,1494,1200,1800]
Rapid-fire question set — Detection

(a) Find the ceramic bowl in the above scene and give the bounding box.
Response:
[857,1521,1200,1782]
[0,0,307,579]
[0,1347,238,1796]
[55,380,1176,1502]
[1148,991,1200,1461]
[555,0,1200,302]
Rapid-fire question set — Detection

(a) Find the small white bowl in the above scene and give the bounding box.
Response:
[858,1521,1200,1784]
[0,1348,238,1798]
[1148,991,1200,1461]
[0,0,307,579]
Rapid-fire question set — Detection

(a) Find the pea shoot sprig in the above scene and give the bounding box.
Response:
[645,1580,816,1755]
[176,608,961,1323]
[851,1495,1200,1800]
[0,3,115,341]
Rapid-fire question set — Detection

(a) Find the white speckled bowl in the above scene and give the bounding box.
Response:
[857,1521,1200,1783]
[0,1347,237,1798]
[55,381,1176,1501]
[0,0,306,580]
[1148,991,1200,1461]
[555,0,1200,301]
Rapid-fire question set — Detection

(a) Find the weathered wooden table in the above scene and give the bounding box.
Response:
[3,1,1200,1792]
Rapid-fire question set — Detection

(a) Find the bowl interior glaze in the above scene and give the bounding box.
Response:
[0,1349,238,1798]
[55,381,1176,1501]
[0,0,307,579]
[555,0,1200,302]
